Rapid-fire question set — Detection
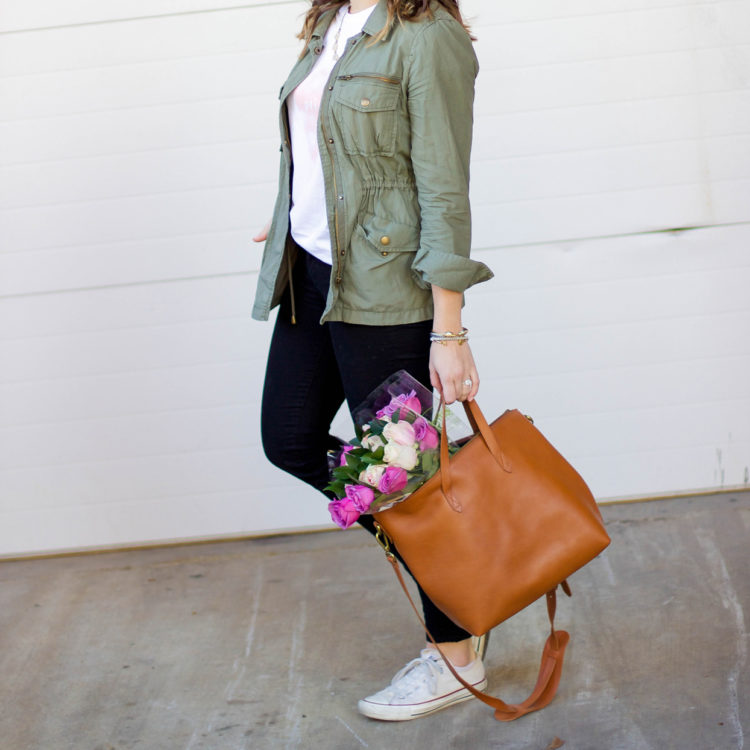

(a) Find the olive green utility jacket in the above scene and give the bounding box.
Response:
[251,0,493,325]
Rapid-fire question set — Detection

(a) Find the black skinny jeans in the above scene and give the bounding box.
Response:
[260,243,471,643]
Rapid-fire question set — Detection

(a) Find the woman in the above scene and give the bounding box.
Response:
[252,0,493,721]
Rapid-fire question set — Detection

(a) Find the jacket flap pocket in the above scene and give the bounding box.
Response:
[334,81,400,113]
[362,216,419,251]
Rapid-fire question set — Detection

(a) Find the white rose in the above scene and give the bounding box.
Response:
[361,434,385,451]
[383,442,419,471]
[359,464,387,487]
[383,421,417,447]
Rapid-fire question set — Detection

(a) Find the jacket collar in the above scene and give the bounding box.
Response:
[311,0,391,41]
[363,0,390,38]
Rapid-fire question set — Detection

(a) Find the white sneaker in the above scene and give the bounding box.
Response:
[357,648,487,721]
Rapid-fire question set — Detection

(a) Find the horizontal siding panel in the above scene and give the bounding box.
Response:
[0,486,330,558]
[0,0,305,37]
[0,10,302,79]
[471,184,712,246]
[472,223,750,288]
[0,315,263,384]
[0,184,267,254]
[0,140,275,210]
[0,275,256,340]
[476,2,750,69]
[475,47,750,119]
[0,231,254,298]
[6,0,730,36]
[469,0,743,25]
[0,100,276,167]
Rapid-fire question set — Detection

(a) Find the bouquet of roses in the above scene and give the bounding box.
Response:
[325,370,464,529]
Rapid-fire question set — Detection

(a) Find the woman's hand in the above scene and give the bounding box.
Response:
[253,219,271,243]
[429,284,479,403]
[429,340,479,404]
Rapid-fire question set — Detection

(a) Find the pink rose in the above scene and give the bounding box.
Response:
[339,445,354,466]
[376,390,423,420]
[345,484,375,513]
[328,497,360,529]
[359,464,386,487]
[383,421,416,447]
[383,442,419,471]
[413,417,439,451]
[400,393,423,418]
[378,466,408,494]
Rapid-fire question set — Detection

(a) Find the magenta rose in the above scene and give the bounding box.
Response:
[376,390,423,420]
[344,484,375,513]
[328,497,360,529]
[339,445,354,466]
[414,417,439,451]
[378,466,408,495]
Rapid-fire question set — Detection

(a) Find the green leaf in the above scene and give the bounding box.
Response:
[344,453,360,469]
[325,480,346,498]
[361,455,384,466]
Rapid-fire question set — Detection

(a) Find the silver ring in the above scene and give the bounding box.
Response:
[463,378,473,387]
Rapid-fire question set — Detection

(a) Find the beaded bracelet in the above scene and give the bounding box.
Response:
[429,327,469,346]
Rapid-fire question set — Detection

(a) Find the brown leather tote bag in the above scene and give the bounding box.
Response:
[371,400,610,721]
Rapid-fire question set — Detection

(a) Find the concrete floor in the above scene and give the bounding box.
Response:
[1,492,748,750]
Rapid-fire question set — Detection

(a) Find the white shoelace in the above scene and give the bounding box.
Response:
[389,651,444,698]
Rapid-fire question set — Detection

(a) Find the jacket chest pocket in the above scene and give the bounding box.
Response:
[332,75,401,157]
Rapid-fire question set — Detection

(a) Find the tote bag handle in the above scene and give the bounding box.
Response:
[438,398,512,513]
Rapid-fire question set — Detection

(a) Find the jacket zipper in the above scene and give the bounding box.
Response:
[280,103,297,323]
[286,247,297,324]
[337,73,401,85]
[320,117,343,286]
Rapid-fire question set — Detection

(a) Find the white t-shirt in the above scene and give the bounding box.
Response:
[288,3,376,265]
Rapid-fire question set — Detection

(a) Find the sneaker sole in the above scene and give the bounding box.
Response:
[357,677,488,722]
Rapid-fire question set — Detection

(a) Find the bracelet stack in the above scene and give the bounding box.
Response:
[429,327,469,346]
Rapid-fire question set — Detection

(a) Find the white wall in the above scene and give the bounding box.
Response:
[1,0,749,557]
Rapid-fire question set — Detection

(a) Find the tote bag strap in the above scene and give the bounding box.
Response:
[383,551,572,722]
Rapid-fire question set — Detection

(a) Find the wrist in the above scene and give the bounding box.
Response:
[432,318,462,332]
[430,327,469,346]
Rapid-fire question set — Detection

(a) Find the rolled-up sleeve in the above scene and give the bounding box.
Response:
[407,19,493,293]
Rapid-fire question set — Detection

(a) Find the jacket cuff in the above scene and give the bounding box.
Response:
[411,249,494,293]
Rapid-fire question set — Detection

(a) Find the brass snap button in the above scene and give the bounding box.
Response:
[381,251,389,257]
[380,236,391,246]
[361,98,371,107]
